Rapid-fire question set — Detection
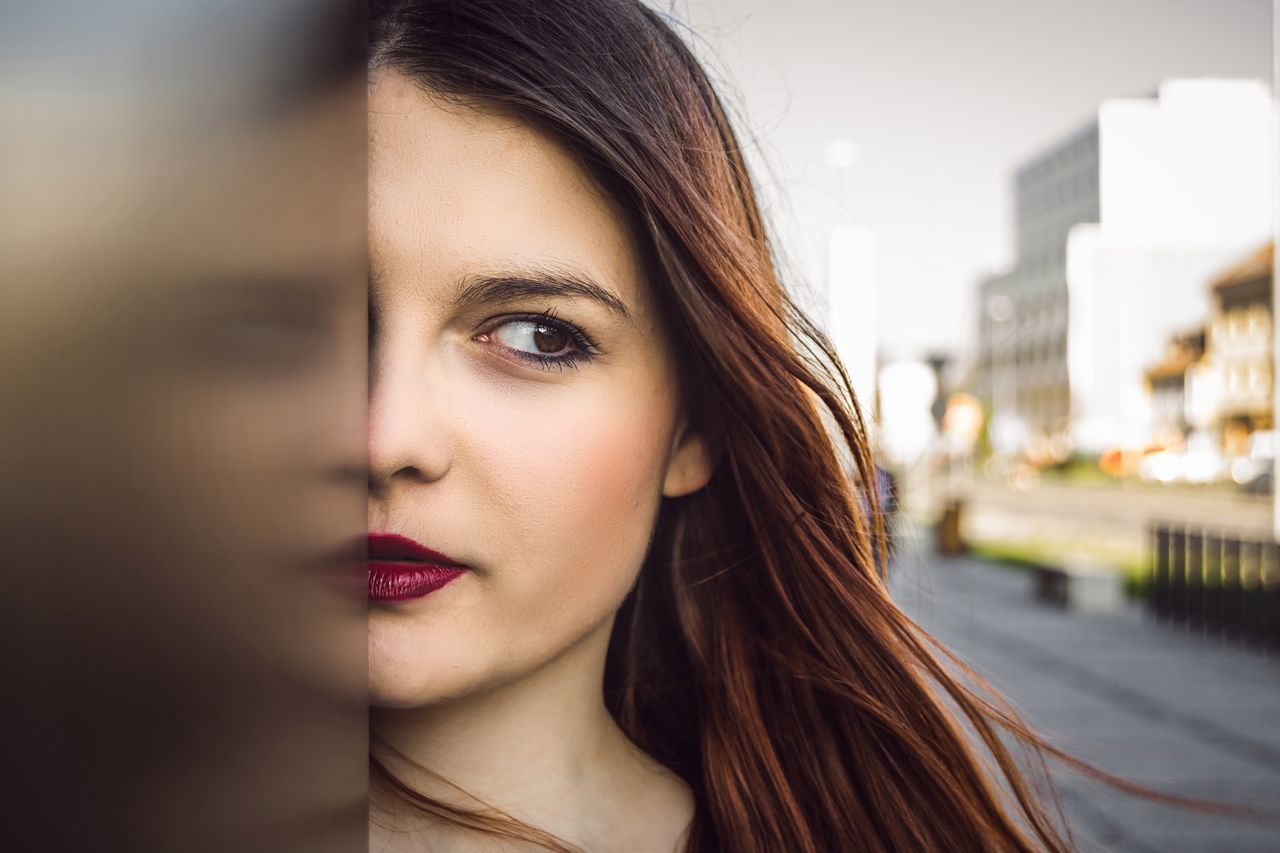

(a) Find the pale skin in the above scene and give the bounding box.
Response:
[368,68,714,852]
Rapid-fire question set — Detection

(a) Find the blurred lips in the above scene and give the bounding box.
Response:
[367,533,467,603]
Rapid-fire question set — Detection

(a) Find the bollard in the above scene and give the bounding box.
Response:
[1264,541,1280,654]
[936,499,965,557]
[1149,524,1280,653]
[1170,527,1187,626]
[1241,539,1264,649]
[1222,536,1242,640]
[1152,525,1170,622]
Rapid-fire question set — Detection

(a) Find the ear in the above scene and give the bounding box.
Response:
[662,416,714,498]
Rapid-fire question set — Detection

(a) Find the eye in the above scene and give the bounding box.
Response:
[475,311,599,372]
[493,319,575,356]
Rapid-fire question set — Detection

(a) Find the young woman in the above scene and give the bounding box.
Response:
[365,2,1234,850]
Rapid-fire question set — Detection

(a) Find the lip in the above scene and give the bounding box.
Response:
[367,533,468,603]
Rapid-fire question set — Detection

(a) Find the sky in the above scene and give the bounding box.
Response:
[653,0,1273,364]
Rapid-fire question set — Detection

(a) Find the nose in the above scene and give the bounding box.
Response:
[368,337,453,495]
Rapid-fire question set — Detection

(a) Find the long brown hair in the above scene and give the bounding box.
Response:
[367,2,1260,849]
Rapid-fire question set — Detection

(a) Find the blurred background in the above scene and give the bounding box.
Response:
[667,0,1280,849]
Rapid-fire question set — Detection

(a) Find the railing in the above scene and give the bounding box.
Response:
[1149,523,1280,653]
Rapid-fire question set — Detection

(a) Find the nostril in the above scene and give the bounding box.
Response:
[369,463,437,495]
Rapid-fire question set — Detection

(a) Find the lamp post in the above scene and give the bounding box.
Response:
[824,139,877,426]
[986,292,1016,459]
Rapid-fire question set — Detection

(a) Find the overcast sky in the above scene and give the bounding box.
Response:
[655,0,1273,364]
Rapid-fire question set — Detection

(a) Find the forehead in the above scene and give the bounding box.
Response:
[368,68,648,316]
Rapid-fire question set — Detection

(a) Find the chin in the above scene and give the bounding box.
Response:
[369,669,470,710]
[369,657,459,710]
[367,641,504,710]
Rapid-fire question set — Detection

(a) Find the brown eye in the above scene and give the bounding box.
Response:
[532,323,568,353]
[476,313,599,373]
[493,319,575,356]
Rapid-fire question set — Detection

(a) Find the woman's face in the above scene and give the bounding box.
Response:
[367,69,711,708]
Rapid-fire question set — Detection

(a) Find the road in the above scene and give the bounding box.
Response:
[889,532,1280,852]
[957,474,1273,532]
[910,471,1275,568]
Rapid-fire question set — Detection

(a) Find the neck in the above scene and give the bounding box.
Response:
[369,616,694,852]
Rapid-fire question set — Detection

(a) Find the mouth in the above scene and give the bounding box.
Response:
[367,533,468,603]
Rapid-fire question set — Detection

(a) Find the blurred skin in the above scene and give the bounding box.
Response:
[1,5,368,851]
[1,70,368,852]
[367,68,713,850]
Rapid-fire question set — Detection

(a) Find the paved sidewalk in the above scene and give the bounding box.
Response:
[889,533,1280,852]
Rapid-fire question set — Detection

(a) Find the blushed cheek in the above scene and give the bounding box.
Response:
[576,405,670,511]
[478,385,674,610]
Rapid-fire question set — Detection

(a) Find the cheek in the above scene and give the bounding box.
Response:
[469,374,675,611]
[368,360,681,708]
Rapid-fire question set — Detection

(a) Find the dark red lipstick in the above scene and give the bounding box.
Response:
[367,533,467,603]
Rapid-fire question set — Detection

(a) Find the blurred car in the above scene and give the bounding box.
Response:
[1138,450,1180,484]
[1137,432,1227,484]
[1240,469,1272,495]
[1231,430,1275,491]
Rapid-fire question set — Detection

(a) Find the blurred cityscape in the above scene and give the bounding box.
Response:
[860,77,1277,588]
[678,0,1280,842]
[866,76,1280,849]
[861,73,1280,853]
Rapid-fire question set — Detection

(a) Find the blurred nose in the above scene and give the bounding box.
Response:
[368,335,453,497]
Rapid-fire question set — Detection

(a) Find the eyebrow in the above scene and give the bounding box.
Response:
[453,267,634,322]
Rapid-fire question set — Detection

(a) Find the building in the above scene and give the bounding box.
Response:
[1143,328,1205,447]
[1197,243,1275,454]
[974,123,1098,455]
[827,224,878,422]
[974,79,1274,457]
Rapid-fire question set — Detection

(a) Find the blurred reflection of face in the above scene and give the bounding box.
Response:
[367,69,710,708]
[1,66,368,851]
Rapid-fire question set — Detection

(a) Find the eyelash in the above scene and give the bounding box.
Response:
[477,309,601,372]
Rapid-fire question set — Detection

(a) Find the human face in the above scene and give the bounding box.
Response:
[367,69,711,708]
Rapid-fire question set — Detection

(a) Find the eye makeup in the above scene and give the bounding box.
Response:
[473,308,602,372]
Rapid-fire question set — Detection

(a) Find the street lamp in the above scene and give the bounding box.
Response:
[985,293,1018,458]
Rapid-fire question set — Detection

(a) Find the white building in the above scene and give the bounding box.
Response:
[976,78,1274,457]
[1068,79,1273,453]
[827,224,878,421]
